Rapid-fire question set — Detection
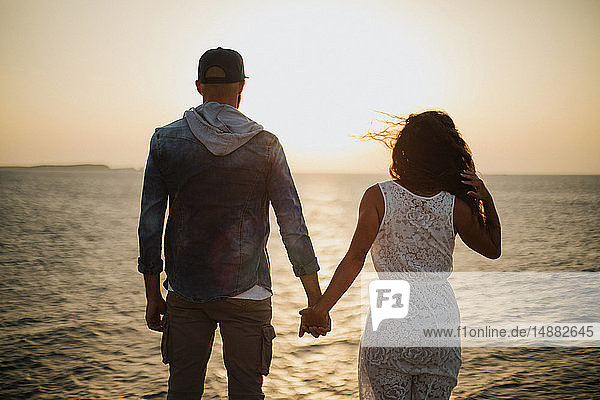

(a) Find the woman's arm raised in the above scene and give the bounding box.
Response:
[454,170,501,259]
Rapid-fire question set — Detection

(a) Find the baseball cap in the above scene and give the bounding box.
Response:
[197,47,247,84]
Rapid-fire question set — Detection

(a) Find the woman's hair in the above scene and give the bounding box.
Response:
[364,110,485,223]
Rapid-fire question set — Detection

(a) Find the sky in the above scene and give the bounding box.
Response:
[1,0,599,174]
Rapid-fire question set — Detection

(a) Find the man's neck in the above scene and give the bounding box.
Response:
[203,98,238,108]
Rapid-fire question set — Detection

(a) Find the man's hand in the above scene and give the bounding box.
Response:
[298,306,331,338]
[298,272,329,337]
[145,296,166,332]
[143,273,166,332]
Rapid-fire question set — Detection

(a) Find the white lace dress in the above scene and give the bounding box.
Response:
[359,181,461,400]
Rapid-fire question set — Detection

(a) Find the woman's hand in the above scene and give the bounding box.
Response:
[455,170,501,259]
[461,170,492,202]
[298,306,331,338]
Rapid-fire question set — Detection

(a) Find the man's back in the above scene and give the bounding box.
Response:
[138,48,328,399]
[152,103,277,301]
[139,102,319,302]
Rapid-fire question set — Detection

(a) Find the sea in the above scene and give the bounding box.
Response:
[0,167,599,399]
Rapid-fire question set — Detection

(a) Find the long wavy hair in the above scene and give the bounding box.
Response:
[364,110,485,223]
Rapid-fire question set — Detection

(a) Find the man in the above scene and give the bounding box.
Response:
[137,47,329,399]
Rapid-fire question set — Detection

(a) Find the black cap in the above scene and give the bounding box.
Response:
[198,47,247,84]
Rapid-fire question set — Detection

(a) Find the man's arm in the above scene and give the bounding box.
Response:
[299,272,322,306]
[138,133,168,331]
[266,138,329,335]
[266,139,320,291]
[299,272,331,337]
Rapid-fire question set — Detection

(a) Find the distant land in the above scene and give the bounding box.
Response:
[0,164,139,171]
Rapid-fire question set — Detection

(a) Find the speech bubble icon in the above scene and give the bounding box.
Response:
[369,279,410,331]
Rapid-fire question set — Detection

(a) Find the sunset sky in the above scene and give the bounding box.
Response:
[1,0,599,174]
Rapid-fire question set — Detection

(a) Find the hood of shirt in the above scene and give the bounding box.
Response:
[183,102,264,156]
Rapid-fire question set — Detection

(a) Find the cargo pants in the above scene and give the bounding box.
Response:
[162,291,276,399]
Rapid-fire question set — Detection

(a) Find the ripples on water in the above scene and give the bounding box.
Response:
[0,169,598,399]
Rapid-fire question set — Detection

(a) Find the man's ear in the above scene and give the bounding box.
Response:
[238,80,245,94]
[195,80,203,95]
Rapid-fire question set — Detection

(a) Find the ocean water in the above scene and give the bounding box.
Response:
[0,168,599,399]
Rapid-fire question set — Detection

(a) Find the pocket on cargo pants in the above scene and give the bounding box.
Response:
[160,313,169,364]
[259,324,276,375]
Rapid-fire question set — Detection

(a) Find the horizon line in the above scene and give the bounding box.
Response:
[0,163,599,176]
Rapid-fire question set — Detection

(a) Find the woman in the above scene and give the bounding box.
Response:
[300,111,501,399]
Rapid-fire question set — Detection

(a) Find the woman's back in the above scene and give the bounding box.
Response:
[371,181,456,274]
[299,110,501,400]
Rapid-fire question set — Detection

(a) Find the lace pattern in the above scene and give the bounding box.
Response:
[371,181,455,274]
[359,353,456,400]
[359,181,460,399]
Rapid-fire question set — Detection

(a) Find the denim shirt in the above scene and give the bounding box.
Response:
[137,117,319,302]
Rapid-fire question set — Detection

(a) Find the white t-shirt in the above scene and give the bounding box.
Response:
[167,282,271,300]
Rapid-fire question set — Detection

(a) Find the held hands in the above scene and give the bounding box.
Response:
[298,305,331,338]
